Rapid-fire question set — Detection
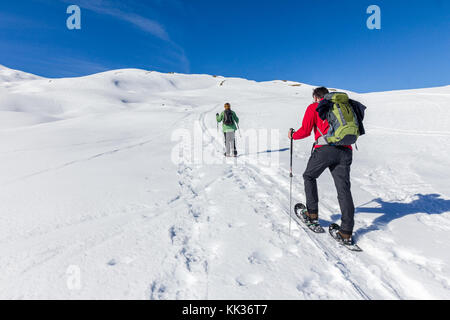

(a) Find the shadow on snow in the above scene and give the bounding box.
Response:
[238,147,290,157]
[343,193,450,238]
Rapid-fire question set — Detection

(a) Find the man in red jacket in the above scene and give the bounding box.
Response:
[288,87,355,243]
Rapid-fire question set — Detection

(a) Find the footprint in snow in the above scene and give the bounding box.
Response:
[107,256,135,266]
[236,273,263,286]
[248,246,283,264]
[259,221,272,229]
[228,221,247,228]
[107,259,117,266]
[286,244,299,255]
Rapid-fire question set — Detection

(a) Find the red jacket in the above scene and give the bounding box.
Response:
[292,101,352,150]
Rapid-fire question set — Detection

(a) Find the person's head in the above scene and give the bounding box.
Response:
[224,103,231,110]
[312,87,329,102]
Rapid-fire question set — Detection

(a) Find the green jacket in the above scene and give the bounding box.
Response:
[216,110,239,133]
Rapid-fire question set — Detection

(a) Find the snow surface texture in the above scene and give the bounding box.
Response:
[0,65,449,299]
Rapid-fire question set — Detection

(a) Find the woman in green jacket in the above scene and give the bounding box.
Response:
[216,103,239,157]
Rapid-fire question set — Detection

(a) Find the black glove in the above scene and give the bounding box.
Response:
[289,128,295,140]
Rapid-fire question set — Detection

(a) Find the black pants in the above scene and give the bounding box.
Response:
[303,145,355,234]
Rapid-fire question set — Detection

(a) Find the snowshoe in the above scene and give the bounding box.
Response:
[294,203,325,233]
[329,223,362,252]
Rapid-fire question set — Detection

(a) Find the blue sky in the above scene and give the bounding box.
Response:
[0,0,448,92]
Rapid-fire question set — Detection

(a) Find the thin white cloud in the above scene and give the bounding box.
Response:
[63,0,169,40]
[118,12,169,40]
[58,0,190,72]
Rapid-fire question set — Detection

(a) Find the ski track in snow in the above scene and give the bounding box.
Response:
[149,162,211,299]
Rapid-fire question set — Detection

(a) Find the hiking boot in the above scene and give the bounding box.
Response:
[337,231,354,244]
[338,231,351,240]
[329,225,354,246]
[294,204,325,233]
[304,211,318,221]
[294,204,317,222]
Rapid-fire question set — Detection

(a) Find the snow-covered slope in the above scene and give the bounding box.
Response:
[0,65,449,299]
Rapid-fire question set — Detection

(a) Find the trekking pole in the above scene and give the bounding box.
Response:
[236,122,242,138]
[216,113,220,139]
[289,128,294,235]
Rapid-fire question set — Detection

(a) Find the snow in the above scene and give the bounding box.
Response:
[0,65,449,299]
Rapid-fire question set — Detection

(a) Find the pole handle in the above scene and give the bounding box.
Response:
[289,128,294,172]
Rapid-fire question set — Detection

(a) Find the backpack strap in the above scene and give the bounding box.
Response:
[336,104,347,126]
[315,126,329,146]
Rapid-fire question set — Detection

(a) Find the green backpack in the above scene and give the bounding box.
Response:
[317,92,360,146]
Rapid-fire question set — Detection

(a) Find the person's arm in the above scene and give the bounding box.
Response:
[233,111,239,124]
[216,112,224,123]
[292,104,316,140]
